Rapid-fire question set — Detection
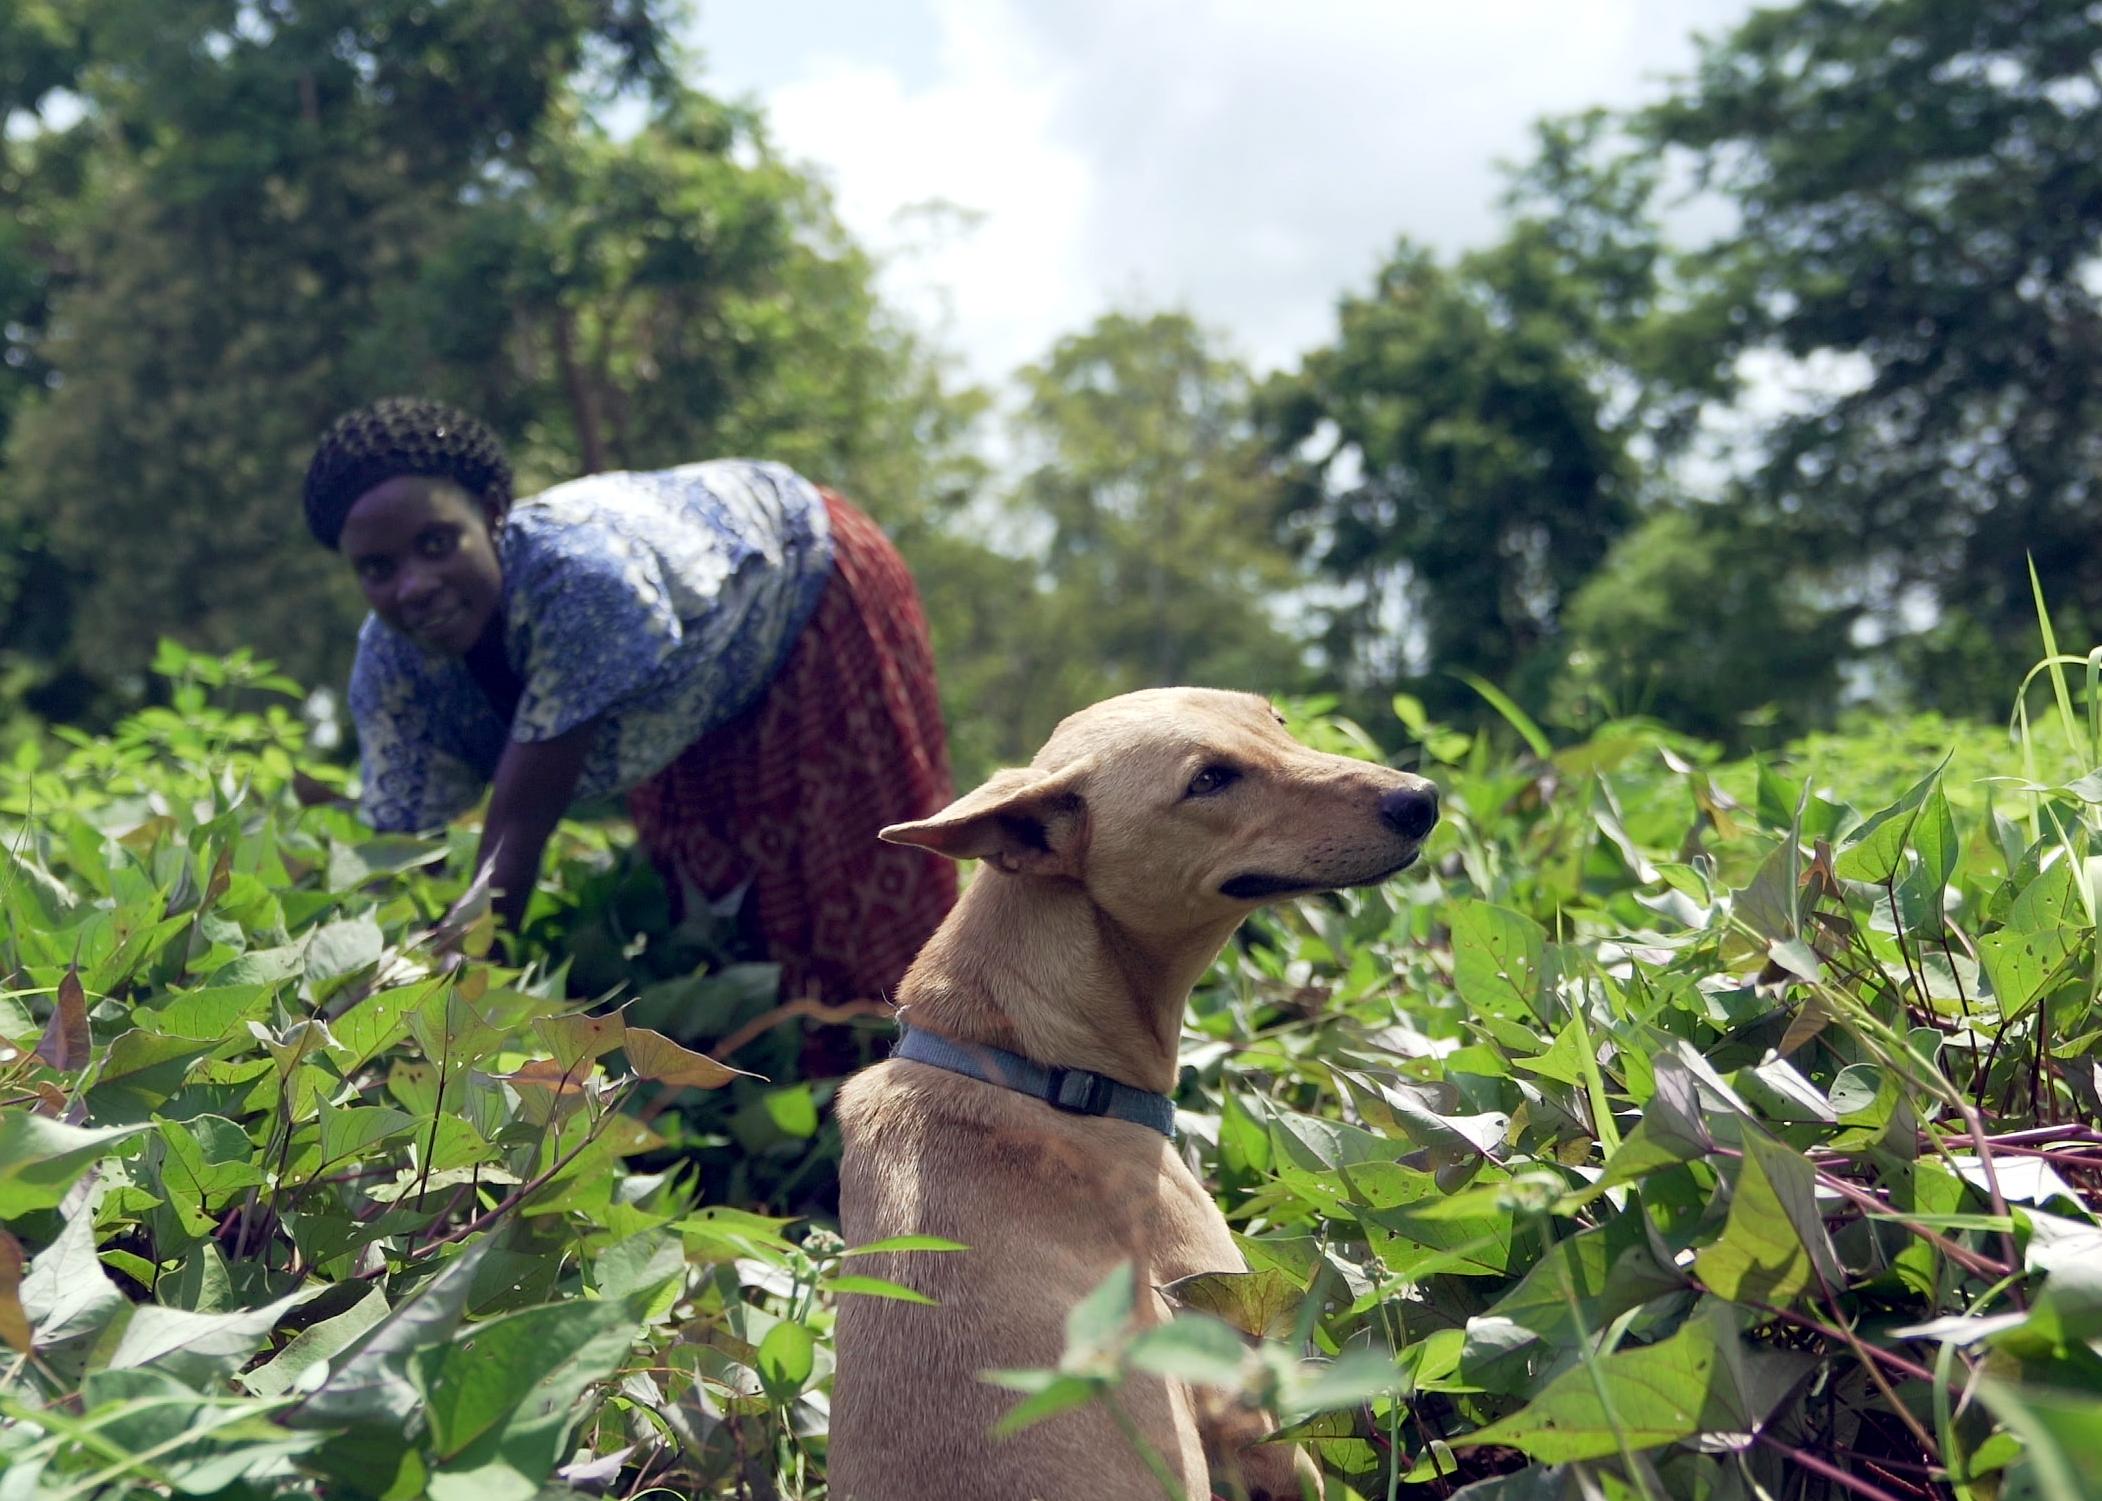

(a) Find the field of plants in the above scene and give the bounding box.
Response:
[3,641,2100,1501]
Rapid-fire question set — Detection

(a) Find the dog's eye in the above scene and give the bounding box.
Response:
[1186,765,1239,798]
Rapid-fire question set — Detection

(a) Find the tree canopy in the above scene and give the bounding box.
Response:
[1647,0,2102,714]
[1263,119,1673,715]
[2,0,2098,758]
[0,0,978,727]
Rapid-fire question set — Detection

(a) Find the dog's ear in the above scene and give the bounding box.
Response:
[879,760,1092,877]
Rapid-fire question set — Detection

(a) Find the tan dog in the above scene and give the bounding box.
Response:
[830,688,1439,1501]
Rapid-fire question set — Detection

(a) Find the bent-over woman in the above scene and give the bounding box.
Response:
[301,396,956,1003]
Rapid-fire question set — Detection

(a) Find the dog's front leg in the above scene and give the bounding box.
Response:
[1193,1386,1323,1501]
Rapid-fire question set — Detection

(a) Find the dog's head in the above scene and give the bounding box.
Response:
[882,688,1438,937]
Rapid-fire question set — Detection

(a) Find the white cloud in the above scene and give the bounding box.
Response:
[760,1,1095,383]
[712,0,1760,384]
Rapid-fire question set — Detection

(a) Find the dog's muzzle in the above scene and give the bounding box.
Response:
[1379,783,1440,841]
[1218,780,1438,901]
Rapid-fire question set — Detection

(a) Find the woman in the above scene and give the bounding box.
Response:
[302,396,956,1004]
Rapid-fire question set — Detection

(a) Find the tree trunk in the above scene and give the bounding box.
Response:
[553,306,606,474]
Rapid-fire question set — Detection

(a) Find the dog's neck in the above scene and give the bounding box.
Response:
[894,870,1236,1096]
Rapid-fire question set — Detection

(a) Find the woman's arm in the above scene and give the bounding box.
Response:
[476,718,599,931]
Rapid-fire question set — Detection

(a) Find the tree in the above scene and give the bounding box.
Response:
[1558,506,1855,746]
[1260,114,1711,722]
[983,311,1308,757]
[1647,0,2102,711]
[0,1,678,716]
[346,84,987,533]
[0,1,985,727]
[0,2,88,446]
[0,5,94,698]
[1264,264,1619,713]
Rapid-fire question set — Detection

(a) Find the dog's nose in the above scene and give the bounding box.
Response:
[1379,783,1440,840]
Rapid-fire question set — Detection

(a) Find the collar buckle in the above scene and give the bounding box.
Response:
[1044,1066,1115,1116]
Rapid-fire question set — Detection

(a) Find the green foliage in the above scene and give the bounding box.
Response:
[1558,506,1854,747]
[7,0,2102,766]
[1645,0,2102,714]
[1013,312,1306,685]
[12,0,2102,760]
[0,0,990,730]
[4,646,2100,1497]
[1261,0,2102,734]
[956,310,1309,762]
[0,649,874,1497]
[1264,113,1679,719]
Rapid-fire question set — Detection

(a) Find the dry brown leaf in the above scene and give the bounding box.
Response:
[0,1229,30,1355]
[1780,993,1835,1056]
[34,968,89,1074]
[292,770,346,807]
[203,847,233,907]
[117,815,177,853]
[622,1027,754,1091]
[497,1056,594,1127]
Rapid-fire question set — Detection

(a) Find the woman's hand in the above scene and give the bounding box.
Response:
[427,861,495,972]
[476,719,599,932]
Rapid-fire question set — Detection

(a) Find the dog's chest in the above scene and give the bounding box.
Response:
[841,1070,1247,1282]
[1147,1150,1246,1279]
[973,1116,1243,1285]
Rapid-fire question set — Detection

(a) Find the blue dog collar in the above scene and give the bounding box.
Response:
[894,1026,1177,1139]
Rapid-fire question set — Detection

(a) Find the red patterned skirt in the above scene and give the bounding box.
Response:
[626,492,957,1004]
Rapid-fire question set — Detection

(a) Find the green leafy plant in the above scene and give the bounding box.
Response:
[0,650,870,1498]
[4,643,2099,1500]
[1159,670,2100,1497]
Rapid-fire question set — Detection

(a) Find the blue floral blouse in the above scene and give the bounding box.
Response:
[348,460,835,832]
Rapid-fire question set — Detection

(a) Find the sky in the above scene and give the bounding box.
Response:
[685,0,1765,389]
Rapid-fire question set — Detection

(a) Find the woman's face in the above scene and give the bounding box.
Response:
[338,476,506,657]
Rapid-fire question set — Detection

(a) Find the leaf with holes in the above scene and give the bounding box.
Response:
[408,986,503,1070]
[1449,900,1546,1022]
[1978,925,2083,1019]
[534,1008,628,1072]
